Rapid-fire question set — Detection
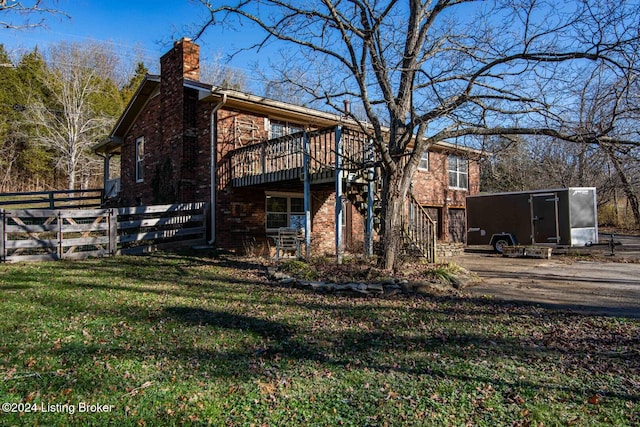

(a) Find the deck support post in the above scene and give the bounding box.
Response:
[303,131,311,259]
[365,139,374,257]
[335,126,343,265]
[0,209,5,262]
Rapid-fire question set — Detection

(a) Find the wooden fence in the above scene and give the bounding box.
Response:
[0,189,104,209]
[0,202,207,262]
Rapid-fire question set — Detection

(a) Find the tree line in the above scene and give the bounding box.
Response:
[0,42,147,192]
[481,135,640,229]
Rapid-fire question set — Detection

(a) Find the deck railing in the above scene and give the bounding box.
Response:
[225,126,437,261]
[228,126,375,186]
[230,132,305,186]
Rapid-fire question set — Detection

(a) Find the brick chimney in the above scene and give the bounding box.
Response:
[157,37,202,204]
[160,37,200,81]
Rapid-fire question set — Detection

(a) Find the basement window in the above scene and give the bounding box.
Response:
[266,193,304,231]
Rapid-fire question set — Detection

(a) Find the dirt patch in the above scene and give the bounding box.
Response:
[458,247,640,318]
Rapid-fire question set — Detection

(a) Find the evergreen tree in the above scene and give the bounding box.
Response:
[121,62,148,103]
[15,47,56,189]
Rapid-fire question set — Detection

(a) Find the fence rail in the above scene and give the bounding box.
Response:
[0,202,207,262]
[0,189,104,209]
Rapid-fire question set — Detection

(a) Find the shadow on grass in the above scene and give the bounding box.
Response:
[461,293,640,319]
[6,252,272,301]
[0,283,34,291]
[44,303,640,405]
[164,306,292,340]
[2,251,639,411]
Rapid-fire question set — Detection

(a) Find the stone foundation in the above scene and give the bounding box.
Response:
[436,242,466,259]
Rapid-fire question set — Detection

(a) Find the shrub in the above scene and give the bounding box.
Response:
[278,259,318,280]
[425,262,462,285]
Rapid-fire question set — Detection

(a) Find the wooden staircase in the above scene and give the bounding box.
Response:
[401,193,437,262]
[345,173,437,262]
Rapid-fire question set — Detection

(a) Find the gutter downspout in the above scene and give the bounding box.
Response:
[95,151,108,205]
[208,92,227,245]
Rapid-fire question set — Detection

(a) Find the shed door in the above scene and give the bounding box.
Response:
[530,193,559,244]
[447,208,466,243]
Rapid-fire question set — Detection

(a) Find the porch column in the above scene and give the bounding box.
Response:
[103,154,110,191]
[335,126,343,264]
[303,131,311,258]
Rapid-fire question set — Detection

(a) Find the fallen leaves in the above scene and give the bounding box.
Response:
[0,254,638,426]
[588,394,602,405]
[124,381,153,396]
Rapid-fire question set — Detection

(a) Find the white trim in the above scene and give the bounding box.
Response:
[135,137,144,183]
[418,150,429,171]
[265,192,305,232]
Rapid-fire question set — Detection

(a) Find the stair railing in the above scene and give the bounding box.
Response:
[402,193,437,262]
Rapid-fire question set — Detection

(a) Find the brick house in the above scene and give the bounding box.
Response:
[95,38,481,259]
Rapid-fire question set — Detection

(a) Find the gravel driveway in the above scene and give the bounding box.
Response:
[458,236,640,318]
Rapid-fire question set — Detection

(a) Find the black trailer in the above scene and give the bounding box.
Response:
[466,188,598,252]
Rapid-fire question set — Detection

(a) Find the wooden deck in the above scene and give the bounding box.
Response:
[227,126,372,187]
[225,125,437,262]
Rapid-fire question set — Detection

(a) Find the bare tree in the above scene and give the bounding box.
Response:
[30,42,121,190]
[195,0,640,270]
[559,54,640,226]
[483,56,640,226]
[0,0,68,30]
[199,52,248,90]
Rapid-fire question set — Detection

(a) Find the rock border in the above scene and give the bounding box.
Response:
[266,266,468,297]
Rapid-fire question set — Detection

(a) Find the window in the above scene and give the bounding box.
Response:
[270,120,304,139]
[266,193,305,231]
[271,121,286,139]
[418,150,429,170]
[448,155,468,190]
[135,137,144,182]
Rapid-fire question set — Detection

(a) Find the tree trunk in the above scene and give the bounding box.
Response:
[603,145,640,227]
[380,170,408,272]
[68,168,76,191]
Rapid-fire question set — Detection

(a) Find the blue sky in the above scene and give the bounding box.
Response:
[3,0,263,76]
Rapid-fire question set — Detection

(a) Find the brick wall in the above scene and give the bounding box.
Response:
[119,96,162,206]
[410,148,480,242]
[120,38,210,206]
[216,186,270,255]
[214,185,364,257]
[117,37,479,253]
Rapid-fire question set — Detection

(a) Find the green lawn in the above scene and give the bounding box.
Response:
[0,252,638,426]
